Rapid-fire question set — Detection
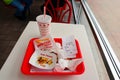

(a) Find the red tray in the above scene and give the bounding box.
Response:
[21,38,85,75]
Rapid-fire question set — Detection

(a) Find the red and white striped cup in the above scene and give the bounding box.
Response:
[36,15,52,36]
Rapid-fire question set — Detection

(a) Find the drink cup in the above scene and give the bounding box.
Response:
[36,15,52,36]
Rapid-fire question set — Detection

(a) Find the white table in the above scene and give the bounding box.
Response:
[0,21,99,80]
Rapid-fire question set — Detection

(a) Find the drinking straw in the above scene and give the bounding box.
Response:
[44,6,46,18]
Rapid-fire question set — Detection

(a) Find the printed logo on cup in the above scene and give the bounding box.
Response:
[38,23,49,28]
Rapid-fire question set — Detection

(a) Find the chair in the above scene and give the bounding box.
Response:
[44,0,72,23]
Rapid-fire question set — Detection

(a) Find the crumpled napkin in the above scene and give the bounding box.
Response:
[54,58,83,72]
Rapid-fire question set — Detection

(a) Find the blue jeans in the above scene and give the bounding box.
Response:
[11,0,32,16]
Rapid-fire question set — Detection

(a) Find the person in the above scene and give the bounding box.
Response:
[3,0,33,20]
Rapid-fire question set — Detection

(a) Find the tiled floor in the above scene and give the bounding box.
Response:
[0,0,44,69]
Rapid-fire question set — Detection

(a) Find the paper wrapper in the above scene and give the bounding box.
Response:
[29,35,59,69]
